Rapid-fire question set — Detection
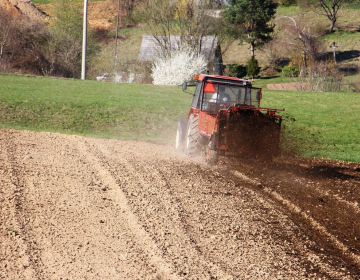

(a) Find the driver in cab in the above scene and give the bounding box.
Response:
[209,87,231,103]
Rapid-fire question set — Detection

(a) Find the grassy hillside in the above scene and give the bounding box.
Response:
[27,1,360,90]
[1,74,359,162]
[223,5,360,90]
[0,74,192,141]
[261,90,360,162]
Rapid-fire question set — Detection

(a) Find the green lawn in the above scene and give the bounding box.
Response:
[0,74,359,162]
[262,89,360,162]
[0,74,192,141]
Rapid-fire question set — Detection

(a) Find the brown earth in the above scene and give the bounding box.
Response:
[1,128,360,279]
[0,0,121,30]
[0,0,48,20]
[267,82,308,91]
[35,1,120,30]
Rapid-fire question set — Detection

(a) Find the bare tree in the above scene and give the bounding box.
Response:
[142,0,229,59]
[278,16,324,76]
[48,0,99,78]
[0,7,50,75]
[0,7,15,69]
[315,0,343,33]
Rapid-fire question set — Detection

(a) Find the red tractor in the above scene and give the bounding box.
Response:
[176,74,284,162]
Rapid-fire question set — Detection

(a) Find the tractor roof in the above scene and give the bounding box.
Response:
[196,74,252,86]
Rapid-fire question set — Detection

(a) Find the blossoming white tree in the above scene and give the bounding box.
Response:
[152,47,207,85]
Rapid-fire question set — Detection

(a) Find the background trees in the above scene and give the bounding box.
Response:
[141,0,230,83]
[277,16,325,76]
[0,7,49,75]
[314,0,344,33]
[142,0,221,57]
[151,47,207,85]
[0,0,99,78]
[0,7,14,72]
[48,0,99,78]
[223,0,278,58]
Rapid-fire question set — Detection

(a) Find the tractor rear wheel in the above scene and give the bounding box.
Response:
[206,134,218,164]
[206,148,218,165]
[175,118,187,152]
[185,114,203,156]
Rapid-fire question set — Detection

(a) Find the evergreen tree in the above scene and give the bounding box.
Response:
[223,0,278,58]
[247,57,260,78]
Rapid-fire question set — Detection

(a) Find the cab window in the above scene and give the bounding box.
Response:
[191,82,202,108]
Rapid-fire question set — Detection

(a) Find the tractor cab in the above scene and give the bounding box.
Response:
[190,74,261,114]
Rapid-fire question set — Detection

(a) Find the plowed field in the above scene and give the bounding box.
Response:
[1,128,359,279]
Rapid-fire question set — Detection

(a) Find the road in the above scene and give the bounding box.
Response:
[1,128,359,279]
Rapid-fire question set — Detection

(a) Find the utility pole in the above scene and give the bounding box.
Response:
[81,0,88,80]
[114,0,121,68]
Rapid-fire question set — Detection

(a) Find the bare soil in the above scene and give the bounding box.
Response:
[1,128,360,279]
[266,83,307,91]
[35,1,120,30]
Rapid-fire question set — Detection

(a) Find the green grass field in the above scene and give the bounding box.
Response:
[261,90,360,162]
[1,74,359,162]
[0,74,191,141]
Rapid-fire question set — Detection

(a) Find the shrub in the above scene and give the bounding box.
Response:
[246,57,260,78]
[151,47,207,86]
[227,63,247,78]
[282,65,300,77]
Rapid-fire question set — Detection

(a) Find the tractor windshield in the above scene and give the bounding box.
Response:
[201,83,261,111]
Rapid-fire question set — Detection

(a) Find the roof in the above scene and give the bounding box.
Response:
[197,74,253,86]
[139,35,219,62]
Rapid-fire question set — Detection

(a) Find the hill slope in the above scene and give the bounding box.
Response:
[0,0,47,20]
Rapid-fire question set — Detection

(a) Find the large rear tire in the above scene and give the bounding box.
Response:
[175,118,187,152]
[206,134,218,165]
[206,148,218,165]
[185,114,203,156]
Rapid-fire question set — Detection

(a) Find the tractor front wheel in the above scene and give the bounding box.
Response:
[175,118,187,152]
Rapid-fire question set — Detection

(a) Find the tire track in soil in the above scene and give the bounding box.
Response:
[80,139,234,279]
[81,137,321,279]
[1,129,359,279]
[224,157,360,279]
[0,130,43,279]
[75,138,181,280]
[1,129,178,279]
[231,170,358,279]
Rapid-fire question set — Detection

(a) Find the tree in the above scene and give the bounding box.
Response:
[246,57,260,78]
[278,16,324,76]
[49,0,99,78]
[151,47,207,85]
[223,0,278,58]
[48,0,84,77]
[0,7,50,75]
[142,0,224,58]
[314,0,343,33]
[0,7,14,68]
[122,0,136,17]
